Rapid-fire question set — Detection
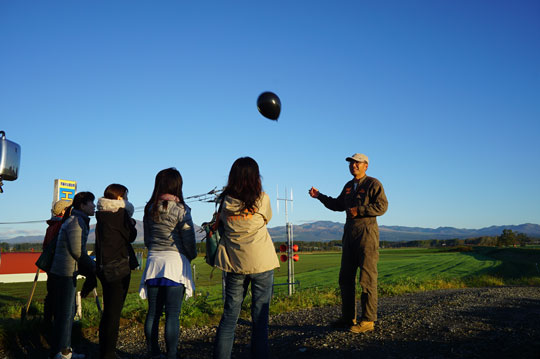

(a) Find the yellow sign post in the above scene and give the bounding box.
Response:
[53,179,77,204]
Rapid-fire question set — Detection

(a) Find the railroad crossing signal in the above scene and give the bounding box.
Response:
[279,244,299,262]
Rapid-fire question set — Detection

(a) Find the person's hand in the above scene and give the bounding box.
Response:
[347,207,358,218]
[81,274,97,298]
[308,187,320,198]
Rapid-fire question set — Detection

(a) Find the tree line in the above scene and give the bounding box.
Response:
[0,229,536,253]
[380,229,534,248]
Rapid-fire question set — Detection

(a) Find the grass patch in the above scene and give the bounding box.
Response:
[270,287,341,314]
[180,293,222,327]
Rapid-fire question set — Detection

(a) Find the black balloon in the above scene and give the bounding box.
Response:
[257,91,281,120]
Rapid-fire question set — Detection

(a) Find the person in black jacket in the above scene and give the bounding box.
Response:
[95,184,137,359]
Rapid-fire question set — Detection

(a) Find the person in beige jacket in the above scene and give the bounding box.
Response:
[213,157,279,359]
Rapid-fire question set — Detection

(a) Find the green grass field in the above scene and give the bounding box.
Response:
[1,245,539,346]
[2,246,538,310]
[275,246,539,293]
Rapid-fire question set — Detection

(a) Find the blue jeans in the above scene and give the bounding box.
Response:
[144,284,185,359]
[49,273,77,355]
[214,270,274,359]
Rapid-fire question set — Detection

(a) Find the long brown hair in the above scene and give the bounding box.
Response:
[144,168,184,221]
[223,157,262,212]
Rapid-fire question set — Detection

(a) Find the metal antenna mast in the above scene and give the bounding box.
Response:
[277,185,296,295]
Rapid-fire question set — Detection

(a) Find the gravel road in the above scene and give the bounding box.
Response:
[4,286,540,358]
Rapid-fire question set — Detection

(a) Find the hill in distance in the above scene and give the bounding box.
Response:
[3,221,540,244]
[268,221,540,242]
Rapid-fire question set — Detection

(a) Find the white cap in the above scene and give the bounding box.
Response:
[345,153,369,164]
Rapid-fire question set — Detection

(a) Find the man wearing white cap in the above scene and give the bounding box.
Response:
[309,153,388,333]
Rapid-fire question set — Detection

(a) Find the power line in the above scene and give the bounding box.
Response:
[0,187,224,225]
[0,220,48,225]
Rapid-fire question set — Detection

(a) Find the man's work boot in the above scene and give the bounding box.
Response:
[350,321,374,333]
[330,318,357,328]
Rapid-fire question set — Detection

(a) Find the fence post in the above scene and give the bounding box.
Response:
[75,291,82,319]
[136,251,144,270]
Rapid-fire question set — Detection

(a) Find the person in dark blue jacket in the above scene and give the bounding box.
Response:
[49,191,96,359]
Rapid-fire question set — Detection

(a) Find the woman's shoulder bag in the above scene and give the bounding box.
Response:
[35,233,59,272]
[201,197,225,267]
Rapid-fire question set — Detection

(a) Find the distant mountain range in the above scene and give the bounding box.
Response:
[268,221,540,242]
[0,220,205,245]
[3,221,540,244]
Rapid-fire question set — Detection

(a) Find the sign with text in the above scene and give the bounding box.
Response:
[53,179,77,204]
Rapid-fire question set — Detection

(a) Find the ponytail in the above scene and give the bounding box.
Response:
[61,191,95,223]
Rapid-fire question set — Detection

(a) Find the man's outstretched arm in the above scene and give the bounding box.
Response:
[309,186,347,212]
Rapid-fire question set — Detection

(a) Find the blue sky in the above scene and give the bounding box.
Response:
[1,0,539,240]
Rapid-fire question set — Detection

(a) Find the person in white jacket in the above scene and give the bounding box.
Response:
[139,168,197,359]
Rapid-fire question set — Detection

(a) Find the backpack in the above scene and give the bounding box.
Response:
[35,233,59,272]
